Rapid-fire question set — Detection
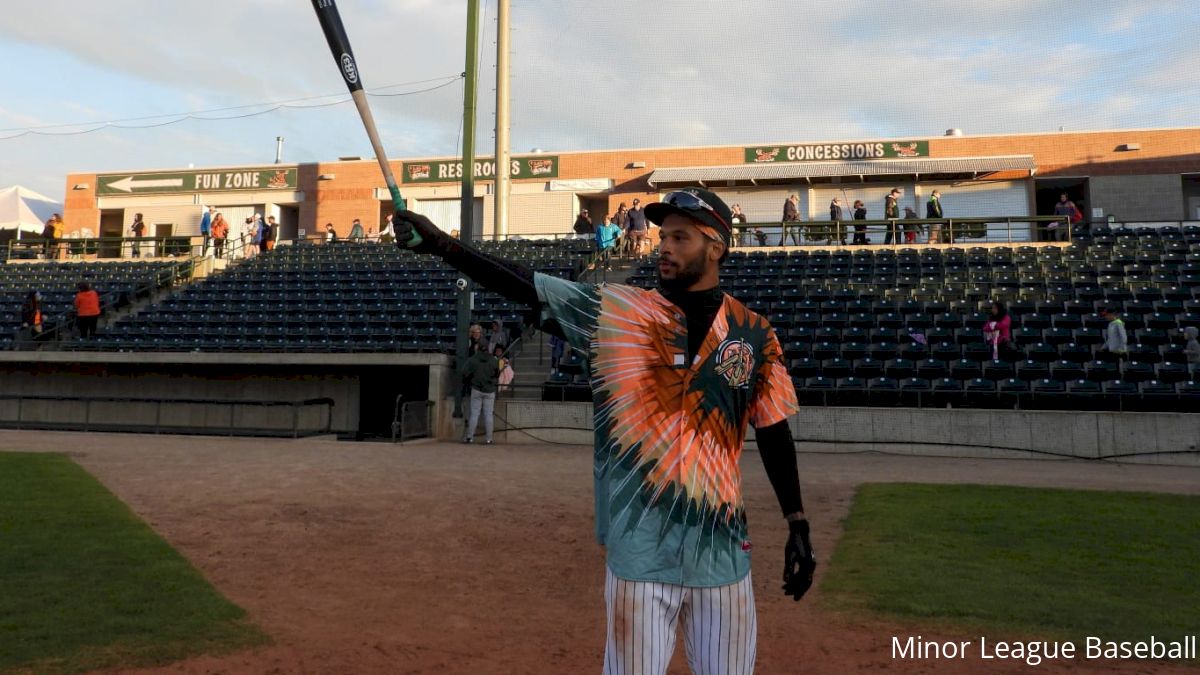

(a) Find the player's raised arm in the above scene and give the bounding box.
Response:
[391,209,540,307]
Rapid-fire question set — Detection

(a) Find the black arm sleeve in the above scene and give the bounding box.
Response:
[754,420,805,517]
[429,237,539,307]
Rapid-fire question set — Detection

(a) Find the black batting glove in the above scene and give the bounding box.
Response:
[782,518,816,601]
[392,209,445,254]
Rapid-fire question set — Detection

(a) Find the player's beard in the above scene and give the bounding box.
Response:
[657,251,707,294]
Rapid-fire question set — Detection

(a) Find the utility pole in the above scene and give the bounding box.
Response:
[454,0,481,419]
[494,0,511,240]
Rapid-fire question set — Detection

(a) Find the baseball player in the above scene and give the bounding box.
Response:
[392,187,815,674]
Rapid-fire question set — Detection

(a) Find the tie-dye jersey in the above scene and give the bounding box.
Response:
[534,273,799,587]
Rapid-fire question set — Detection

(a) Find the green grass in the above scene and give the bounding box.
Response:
[821,483,1200,645]
[0,453,267,674]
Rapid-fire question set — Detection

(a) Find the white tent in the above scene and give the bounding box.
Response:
[0,185,62,238]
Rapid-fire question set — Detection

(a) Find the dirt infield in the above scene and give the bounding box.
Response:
[3,430,1198,675]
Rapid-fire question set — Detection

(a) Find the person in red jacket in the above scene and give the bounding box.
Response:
[74,281,102,338]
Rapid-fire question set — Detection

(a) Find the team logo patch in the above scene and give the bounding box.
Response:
[714,338,755,388]
[741,539,753,552]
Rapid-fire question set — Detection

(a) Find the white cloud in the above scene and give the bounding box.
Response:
[0,0,1196,197]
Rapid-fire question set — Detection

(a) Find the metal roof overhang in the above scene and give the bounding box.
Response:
[647,155,1037,188]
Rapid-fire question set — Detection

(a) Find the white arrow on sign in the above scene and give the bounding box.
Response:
[106,176,185,192]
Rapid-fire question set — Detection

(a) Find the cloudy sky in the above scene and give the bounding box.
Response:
[1,0,1197,200]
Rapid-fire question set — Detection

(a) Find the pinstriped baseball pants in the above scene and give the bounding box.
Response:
[603,567,757,675]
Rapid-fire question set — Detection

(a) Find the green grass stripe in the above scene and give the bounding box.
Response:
[821,482,1200,647]
[0,453,266,673]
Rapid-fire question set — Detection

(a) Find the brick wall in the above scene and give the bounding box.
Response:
[61,128,1200,237]
[62,173,98,234]
[929,130,1200,176]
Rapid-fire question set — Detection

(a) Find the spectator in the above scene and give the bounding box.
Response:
[852,200,868,245]
[1100,307,1127,360]
[129,213,146,258]
[349,218,365,242]
[731,204,747,227]
[461,341,500,444]
[549,333,565,375]
[883,188,902,244]
[74,281,102,338]
[325,222,338,243]
[903,206,921,243]
[926,190,944,244]
[379,214,395,245]
[1184,326,1200,364]
[752,227,767,246]
[780,194,801,246]
[199,206,214,256]
[729,204,747,249]
[487,319,509,353]
[613,203,629,254]
[41,215,58,259]
[496,343,515,393]
[829,198,845,245]
[262,216,277,251]
[1051,193,1079,242]
[245,216,261,257]
[626,198,648,257]
[211,213,228,258]
[19,290,44,344]
[49,214,65,259]
[255,214,268,251]
[982,300,1013,361]
[573,209,594,236]
[468,323,486,353]
[596,216,621,266]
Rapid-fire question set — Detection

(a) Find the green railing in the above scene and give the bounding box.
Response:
[733,215,1072,247]
[6,233,257,263]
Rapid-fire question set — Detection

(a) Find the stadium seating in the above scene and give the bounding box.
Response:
[2,260,189,348]
[44,227,1198,412]
[624,233,1199,411]
[67,240,592,354]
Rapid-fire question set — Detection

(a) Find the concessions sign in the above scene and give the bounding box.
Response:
[744,141,929,163]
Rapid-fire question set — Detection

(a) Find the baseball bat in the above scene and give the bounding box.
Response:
[310,0,420,245]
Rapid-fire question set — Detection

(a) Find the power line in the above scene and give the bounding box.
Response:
[0,75,464,141]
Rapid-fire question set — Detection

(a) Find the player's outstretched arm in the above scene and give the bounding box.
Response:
[392,209,539,307]
[755,420,817,601]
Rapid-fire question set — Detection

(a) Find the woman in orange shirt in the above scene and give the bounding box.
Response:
[74,282,102,338]
[210,213,229,258]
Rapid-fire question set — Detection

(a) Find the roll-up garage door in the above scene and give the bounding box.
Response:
[708,187,801,224]
[411,198,482,235]
[508,192,576,237]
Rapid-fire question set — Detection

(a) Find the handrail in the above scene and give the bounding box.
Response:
[733,215,1071,247]
[16,260,193,349]
[7,232,259,263]
[391,396,433,442]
